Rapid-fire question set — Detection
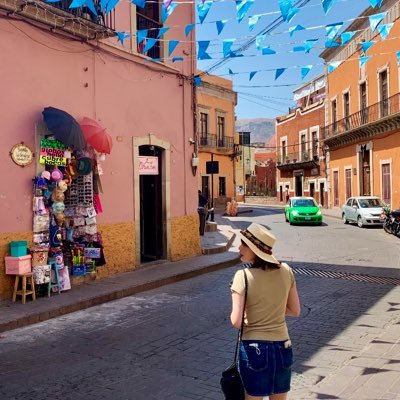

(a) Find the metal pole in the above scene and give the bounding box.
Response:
[210,153,215,222]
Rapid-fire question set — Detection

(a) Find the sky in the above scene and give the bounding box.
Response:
[196,0,373,119]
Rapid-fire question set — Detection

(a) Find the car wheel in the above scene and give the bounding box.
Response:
[357,216,363,228]
[342,213,349,224]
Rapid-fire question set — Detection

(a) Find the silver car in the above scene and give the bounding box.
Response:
[341,196,385,228]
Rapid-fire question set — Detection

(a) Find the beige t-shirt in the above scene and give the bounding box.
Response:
[231,263,295,341]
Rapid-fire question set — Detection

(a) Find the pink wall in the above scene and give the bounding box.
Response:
[0,0,196,233]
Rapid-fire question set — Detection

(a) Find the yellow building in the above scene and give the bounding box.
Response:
[196,73,238,206]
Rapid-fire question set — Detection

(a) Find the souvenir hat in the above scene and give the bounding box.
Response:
[240,223,279,264]
[51,168,63,182]
[76,157,92,175]
[41,171,51,180]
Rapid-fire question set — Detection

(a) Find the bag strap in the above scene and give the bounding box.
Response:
[233,269,248,363]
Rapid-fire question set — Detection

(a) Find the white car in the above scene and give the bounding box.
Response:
[341,196,385,228]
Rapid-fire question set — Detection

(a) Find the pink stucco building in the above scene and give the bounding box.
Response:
[0,0,200,299]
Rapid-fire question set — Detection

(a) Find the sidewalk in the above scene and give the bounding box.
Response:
[0,210,240,333]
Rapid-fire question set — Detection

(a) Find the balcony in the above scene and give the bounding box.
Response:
[277,148,320,171]
[137,12,162,59]
[323,93,400,149]
[0,0,116,40]
[198,134,235,152]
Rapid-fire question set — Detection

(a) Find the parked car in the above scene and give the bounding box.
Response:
[341,196,385,228]
[285,197,322,225]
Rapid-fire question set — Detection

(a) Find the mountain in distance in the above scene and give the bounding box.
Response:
[235,118,275,144]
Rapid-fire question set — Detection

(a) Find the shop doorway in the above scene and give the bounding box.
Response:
[295,176,303,196]
[360,147,371,196]
[139,145,165,263]
[310,182,315,199]
[279,186,283,202]
[201,176,210,200]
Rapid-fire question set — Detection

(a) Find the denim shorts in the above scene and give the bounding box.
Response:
[238,340,293,397]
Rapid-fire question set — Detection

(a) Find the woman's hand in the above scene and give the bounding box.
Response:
[286,286,301,317]
[230,292,245,329]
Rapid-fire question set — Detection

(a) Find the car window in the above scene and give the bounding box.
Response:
[358,198,384,208]
[292,199,317,207]
[352,199,358,207]
[346,199,352,206]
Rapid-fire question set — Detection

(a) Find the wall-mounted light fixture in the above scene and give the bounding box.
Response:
[191,152,199,176]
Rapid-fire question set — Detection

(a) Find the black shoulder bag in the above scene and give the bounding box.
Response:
[220,269,248,400]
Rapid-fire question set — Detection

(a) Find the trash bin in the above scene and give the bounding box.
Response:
[198,206,207,236]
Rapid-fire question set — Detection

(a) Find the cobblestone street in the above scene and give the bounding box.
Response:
[1,208,400,399]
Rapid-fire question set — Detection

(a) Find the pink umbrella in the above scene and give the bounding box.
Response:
[80,117,113,154]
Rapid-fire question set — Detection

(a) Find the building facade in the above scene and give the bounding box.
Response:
[253,135,277,196]
[320,0,400,210]
[0,0,198,299]
[197,74,237,206]
[276,75,328,206]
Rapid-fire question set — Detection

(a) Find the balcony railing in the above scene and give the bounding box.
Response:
[323,93,400,139]
[199,134,234,150]
[277,148,320,166]
[137,13,162,59]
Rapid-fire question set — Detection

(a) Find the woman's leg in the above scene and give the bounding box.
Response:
[245,395,263,400]
[270,393,288,400]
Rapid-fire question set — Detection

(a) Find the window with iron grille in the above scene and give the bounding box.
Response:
[136,1,162,59]
[200,113,208,145]
[311,131,318,158]
[331,99,337,131]
[217,116,225,147]
[382,163,391,205]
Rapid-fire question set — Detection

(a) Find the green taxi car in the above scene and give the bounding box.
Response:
[285,197,323,225]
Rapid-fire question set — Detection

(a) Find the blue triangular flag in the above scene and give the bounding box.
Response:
[236,0,255,24]
[216,20,228,35]
[194,76,202,86]
[229,50,244,58]
[289,24,305,37]
[168,40,179,57]
[198,41,212,60]
[286,7,299,22]
[116,31,129,45]
[143,38,157,53]
[137,29,147,45]
[157,27,170,39]
[69,0,97,15]
[360,56,372,67]
[228,68,234,75]
[197,0,213,24]
[172,57,184,62]
[397,51,400,65]
[256,34,266,50]
[326,22,343,39]
[293,46,305,52]
[328,61,342,73]
[132,0,145,7]
[361,41,376,54]
[100,0,119,14]
[301,65,312,80]
[368,0,383,7]
[369,12,387,32]
[377,23,393,40]
[275,68,286,80]
[279,0,293,22]
[322,0,337,14]
[341,31,356,45]
[223,39,235,58]
[185,24,195,37]
[304,39,318,53]
[249,71,257,81]
[161,2,178,23]
[248,14,261,31]
[262,47,276,55]
[325,40,340,48]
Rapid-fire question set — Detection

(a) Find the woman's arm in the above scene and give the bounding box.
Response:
[230,291,245,329]
[286,285,301,317]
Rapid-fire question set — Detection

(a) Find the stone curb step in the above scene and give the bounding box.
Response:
[202,232,236,255]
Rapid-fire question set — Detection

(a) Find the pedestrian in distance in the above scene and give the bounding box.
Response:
[230,223,301,400]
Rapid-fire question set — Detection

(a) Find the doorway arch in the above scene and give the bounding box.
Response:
[133,134,171,265]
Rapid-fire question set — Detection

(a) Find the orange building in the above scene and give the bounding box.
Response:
[275,75,328,206]
[320,0,400,210]
[196,73,238,205]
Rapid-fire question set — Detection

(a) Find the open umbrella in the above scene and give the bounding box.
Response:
[42,107,86,150]
[80,117,113,154]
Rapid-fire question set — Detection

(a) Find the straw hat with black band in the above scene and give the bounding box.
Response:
[240,223,280,265]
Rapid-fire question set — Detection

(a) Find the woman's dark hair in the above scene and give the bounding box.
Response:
[240,240,280,270]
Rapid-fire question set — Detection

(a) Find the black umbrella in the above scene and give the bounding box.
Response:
[42,107,86,150]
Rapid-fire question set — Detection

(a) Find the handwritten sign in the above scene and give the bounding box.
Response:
[10,143,34,167]
[139,156,159,175]
[39,148,67,166]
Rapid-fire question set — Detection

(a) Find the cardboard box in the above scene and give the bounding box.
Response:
[5,255,32,275]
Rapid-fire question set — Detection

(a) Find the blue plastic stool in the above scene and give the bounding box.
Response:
[48,260,61,296]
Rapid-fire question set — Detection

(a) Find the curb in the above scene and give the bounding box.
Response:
[0,255,239,333]
[202,232,236,255]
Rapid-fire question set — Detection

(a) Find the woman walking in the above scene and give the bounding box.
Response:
[230,223,301,400]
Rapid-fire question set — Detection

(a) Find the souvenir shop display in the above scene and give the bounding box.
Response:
[28,127,107,296]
